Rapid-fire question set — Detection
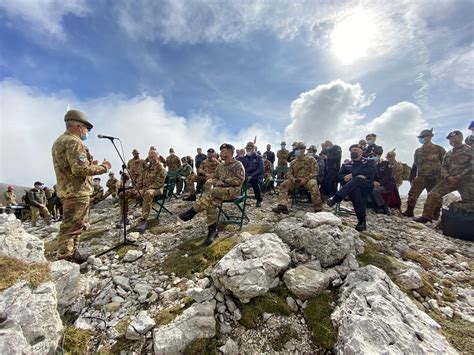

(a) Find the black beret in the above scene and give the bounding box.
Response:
[219,143,235,151]
[207,148,215,153]
[349,144,363,151]
[446,130,462,139]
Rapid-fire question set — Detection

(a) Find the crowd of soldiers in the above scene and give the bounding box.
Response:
[4,109,471,263]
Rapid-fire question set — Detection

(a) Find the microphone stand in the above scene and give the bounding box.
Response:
[96,137,144,257]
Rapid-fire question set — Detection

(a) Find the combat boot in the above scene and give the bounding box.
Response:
[183,195,197,201]
[402,206,414,217]
[272,204,289,214]
[256,199,262,208]
[433,207,441,220]
[204,224,218,246]
[179,207,197,221]
[414,216,432,224]
[355,216,366,231]
[135,218,148,233]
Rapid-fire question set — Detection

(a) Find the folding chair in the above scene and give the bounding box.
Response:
[165,172,180,201]
[335,197,367,216]
[152,187,173,220]
[216,185,250,230]
[291,187,312,207]
[273,166,289,186]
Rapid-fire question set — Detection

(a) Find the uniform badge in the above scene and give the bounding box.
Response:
[78,155,86,162]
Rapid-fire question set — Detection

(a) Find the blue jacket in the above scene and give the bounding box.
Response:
[243,153,264,179]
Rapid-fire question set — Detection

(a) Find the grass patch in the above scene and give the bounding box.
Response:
[442,288,457,303]
[0,256,50,291]
[149,224,176,235]
[114,320,129,337]
[154,298,194,327]
[360,230,385,241]
[430,313,474,353]
[242,224,274,235]
[63,326,94,354]
[116,245,136,259]
[356,240,403,279]
[304,292,338,351]
[441,278,456,288]
[161,236,239,278]
[108,338,136,354]
[80,228,108,242]
[432,251,445,260]
[239,291,292,329]
[269,326,300,351]
[183,337,219,355]
[400,249,433,269]
[416,273,436,298]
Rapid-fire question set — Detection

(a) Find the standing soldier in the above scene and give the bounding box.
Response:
[272,142,323,214]
[90,177,104,204]
[179,143,245,246]
[103,172,119,199]
[415,131,473,223]
[307,145,325,186]
[321,140,342,198]
[363,133,383,160]
[166,148,181,173]
[386,151,404,189]
[127,149,146,187]
[262,153,273,178]
[265,144,276,167]
[465,121,474,146]
[184,148,220,201]
[28,181,51,227]
[177,157,193,194]
[4,186,17,205]
[195,148,207,172]
[276,141,289,179]
[402,129,446,218]
[52,109,111,261]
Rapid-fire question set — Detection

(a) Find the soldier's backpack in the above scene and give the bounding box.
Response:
[401,163,411,181]
[440,202,474,241]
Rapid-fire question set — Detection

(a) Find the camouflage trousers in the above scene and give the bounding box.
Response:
[103,188,118,199]
[31,206,51,227]
[422,178,474,219]
[56,196,90,259]
[186,174,213,195]
[407,176,441,208]
[193,186,240,225]
[119,188,162,220]
[278,179,323,209]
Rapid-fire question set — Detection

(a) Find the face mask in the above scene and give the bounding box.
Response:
[307,152,315,157]
[418,137,425,144]
[246,151,252,156]
[80,132,88,141]
[350,151,360,160]
[294,149,301,157]
[372,156,380,162]
[367,139,373,145]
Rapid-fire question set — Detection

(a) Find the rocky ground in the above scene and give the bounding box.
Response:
[0,190,472,354]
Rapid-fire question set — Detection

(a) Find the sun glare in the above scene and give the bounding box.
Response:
[331,10,377,64]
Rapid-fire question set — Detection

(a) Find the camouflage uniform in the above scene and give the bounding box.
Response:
[91,185,104,204]
[390,161,404,188]
[28,187,51,227]
[52,131,108,258]
[127,157,146,187]
[406,142,446,208]
[192,160,245,225]
[278,156,323,210]
[263,159,273,178]
[120,160,166,220]
[277,148,289,167]
[186,158,220,195]
[166,154,181,172]
[4,191,16,205]
[103,176,119,198]
[421,143,473,219]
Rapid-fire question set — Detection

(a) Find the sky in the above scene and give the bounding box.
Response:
[0,0,473,190]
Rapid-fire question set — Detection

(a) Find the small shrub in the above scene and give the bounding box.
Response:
[239,293,291,329]
[63,326,94,354]
[400,249,433,269]
[0,256,50,291]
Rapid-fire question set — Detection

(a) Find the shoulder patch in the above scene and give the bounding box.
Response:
[78,155,86,162]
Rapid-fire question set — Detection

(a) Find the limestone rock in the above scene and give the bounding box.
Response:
[303,212,342,228]
[122,249,143,262]
[332,265,457,354]
[211,233,291,303]
[396,269,423,290]
[50,260,84,315]
[153,300,216,354]
[219,338,239,354]
[0,221,46,262]
[126,311,155,339]
[275,220,363,267]
[283,266,329,299]
[112,275,131,291]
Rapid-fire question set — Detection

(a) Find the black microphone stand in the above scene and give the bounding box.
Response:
[96,137,144,257]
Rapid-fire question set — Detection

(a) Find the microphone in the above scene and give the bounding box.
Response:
[97,134,119,140]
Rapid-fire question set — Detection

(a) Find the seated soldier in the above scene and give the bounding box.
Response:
[103,172,119,199]
[262,153,273,192]
[177,157,193,194]
[4,185,17,206]
[184,148,220,201]
[371,159,397,212]
[91,177,104,204]
[28,181,51,227]
[179,143,245,246]
[242,141,264,207]
[326,144,376,231]
[272,142,323,214]
[118,147,167,231]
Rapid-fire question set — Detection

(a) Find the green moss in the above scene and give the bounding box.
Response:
[183,337,219,355]
[400,249,433,269]
[161,236,239,278]
[115,245,135,259]
[114,320,129,337]
[108,337,136,354]
[63,326,94,354]
[441,278,456,288]
[269,326,300,351]
[304,292,338,351]
[442,288,457,303]
[356,240,402,279]
[416,273,435,298]
[241,224,274,235]
[239,292,291,329]
[154,298,194,327]
[0,256,50,291]
[430,313,474,352]
[432,251,445,260]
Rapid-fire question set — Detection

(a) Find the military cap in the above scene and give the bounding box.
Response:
[207,148,215,153]
[386,151,396,157]
[109,172,114,176]
[307,144,317,152]
[446,130,462,139]
[169,148,175,153]
[34,181,43,186]
[292,141,298,147]
[349,144,362,151]
[149,146,156,151]
[358,139,367,145]
[64,109,93,130]
[132,149,139,154]
[220,143,235,151]
[366,133,377,138]
[93,177,101,181]
[295,142,306,149]
[280,141,286,145]
[417,129,433,137]
[245,142,255,149]
[469,121,474,130]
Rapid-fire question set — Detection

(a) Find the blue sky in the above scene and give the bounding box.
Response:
[0,0,472,187]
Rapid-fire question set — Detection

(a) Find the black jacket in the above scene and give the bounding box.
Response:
[338,158,376,185]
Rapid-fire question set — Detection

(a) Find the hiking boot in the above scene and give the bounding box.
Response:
[72,250,89,264]
[402,206,414,217]
[256,200,262,208]
[414,216,432,224]
[272,204,289,214]
[326,198,336,208]
[355,216,367,231]
[433,207,441,221]
[135,219,148,233]
[179,207,197,221]
[183,195,197,201]
[204,224,218,246]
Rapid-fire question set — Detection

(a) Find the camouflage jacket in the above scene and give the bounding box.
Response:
[215,160,245,191]
[288,156,318,181]
[52,132,108,199]
[441,144,472,180]
[28,188,47,207]
[141,160,166,190]
[106,177,118,191]
[413,142,446,177]
[277,149,289,166]
[198,158,220,177]
[264,160,273,177]
[4,191,16,205]
[166,155,181,171]
[390,161,404,188]
[91,185,104,200]
[127,157,146,176]
[177,163,193,177]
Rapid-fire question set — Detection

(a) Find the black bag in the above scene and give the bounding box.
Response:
[440,208,474,241]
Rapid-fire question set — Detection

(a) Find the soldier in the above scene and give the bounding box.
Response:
[415,131,473,223]
[287,141,298,162]
[386,151,404,188]
[465,121,474,146]
[118,147,166,231]
[179,143,244,245]
[177,157,193,194]
[358,139,367,150]
[195,148,207,171]
[103,172,119,199]
[363,133,383,159]
[166,148,181,172]
[44,186,55,216]
[52,110,111,261]
[127,149,146,187]
[276,141,289,179]
[242,142,264,207]
[402,129,446,218]
[272,142,323,214]
[326,144,376,231]
[4,185,17,205]
[262,153,273,178]
[90,177,104,204]
[320,140,342,198]
[28,181,51,227]
[307,145,325,186]
[184,148,220,201]
[265,144,275,166]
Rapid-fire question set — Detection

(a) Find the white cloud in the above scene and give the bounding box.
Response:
[0,0,90,40]
[0,79,278,188]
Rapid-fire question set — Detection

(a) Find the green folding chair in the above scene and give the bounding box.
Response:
[216,185,250,230]
[165,172,180,201]
[273,166,289,186]
[152,188,173,220]
[291,187,312,207]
